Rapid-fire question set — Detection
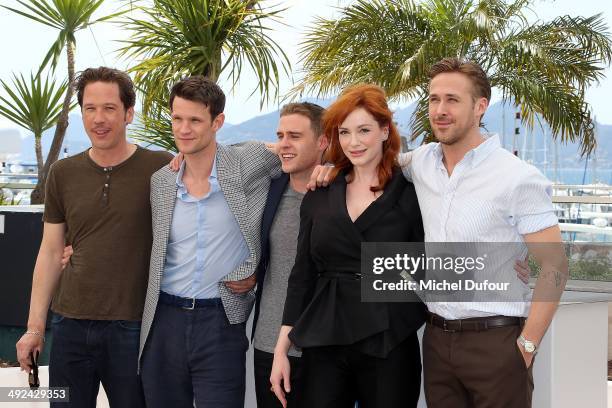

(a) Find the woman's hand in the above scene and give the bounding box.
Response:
[270,326,294,407]
[270,350,291,408]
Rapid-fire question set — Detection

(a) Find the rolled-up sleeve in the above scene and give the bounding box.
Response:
[511,167,558,235]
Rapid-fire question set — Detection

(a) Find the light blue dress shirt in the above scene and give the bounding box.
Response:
[160,158,250,299]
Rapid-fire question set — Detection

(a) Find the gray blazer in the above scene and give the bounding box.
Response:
[139,142,281,364]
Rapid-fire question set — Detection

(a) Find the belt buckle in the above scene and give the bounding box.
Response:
[183,297,196,310]
[442,319,456,333]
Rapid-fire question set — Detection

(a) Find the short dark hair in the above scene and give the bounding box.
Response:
[169,76,225,118]
[428,57,491,102]
[75,67,136,110]
[280,102,325,137]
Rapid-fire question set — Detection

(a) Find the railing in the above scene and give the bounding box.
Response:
[0,174,37,189]
[554,196,612,204]
[0,182,35,189]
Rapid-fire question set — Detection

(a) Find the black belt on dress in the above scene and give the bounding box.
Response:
[159,291,221,310]
[427,311,524,332]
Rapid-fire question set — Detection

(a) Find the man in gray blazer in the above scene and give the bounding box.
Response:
[139,76,281,408]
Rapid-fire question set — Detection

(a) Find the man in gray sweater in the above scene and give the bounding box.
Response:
[251,102,328,408]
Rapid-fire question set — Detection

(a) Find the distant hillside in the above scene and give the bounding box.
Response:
[217,97,335,143]
[19,113,159,161]
[218,100,611,169]
[13,101,612,175]
[482,102,611,168]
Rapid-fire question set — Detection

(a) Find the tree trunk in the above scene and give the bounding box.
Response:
[203,53,222,83]
[34,134,44,182]
[30,40,75,205]
[199,49,222,93]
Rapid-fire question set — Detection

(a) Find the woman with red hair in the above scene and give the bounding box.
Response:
[270,84,425,407]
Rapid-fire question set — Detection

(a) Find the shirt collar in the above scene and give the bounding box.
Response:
[471,133,501,167]
[433,133,501,170]
[433,143,445,170]
[176,155,218,197]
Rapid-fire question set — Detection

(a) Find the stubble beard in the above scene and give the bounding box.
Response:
[433,118,476,147]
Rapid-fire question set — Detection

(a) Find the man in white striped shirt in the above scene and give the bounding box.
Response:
[405,57,568,408]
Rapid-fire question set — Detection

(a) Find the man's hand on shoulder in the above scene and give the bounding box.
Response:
[225,274,256,294]
[168,153,183,172]
[265,142,278,154]
[306,164,334,191]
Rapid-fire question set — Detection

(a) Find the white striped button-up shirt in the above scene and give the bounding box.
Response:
[403,134,558,319]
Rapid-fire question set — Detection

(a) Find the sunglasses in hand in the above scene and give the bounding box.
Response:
[28,351,40,388]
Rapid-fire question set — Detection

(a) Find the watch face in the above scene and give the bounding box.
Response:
[525,342,535,353]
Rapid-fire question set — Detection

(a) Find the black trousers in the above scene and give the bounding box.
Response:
[254,348,304,408]
[300,333,421,408]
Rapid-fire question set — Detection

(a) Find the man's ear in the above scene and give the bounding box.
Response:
[476,97,488,118]
[317,134,329,152]
[212,112,225,131]
[125,106,135,125]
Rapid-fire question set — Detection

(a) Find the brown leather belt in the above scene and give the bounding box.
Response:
[427,312,524,332]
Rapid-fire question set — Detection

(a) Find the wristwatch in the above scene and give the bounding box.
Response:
[518,335,537,354]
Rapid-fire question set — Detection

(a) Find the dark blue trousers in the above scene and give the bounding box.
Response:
[141,300,248,408]
[49,313,145,408]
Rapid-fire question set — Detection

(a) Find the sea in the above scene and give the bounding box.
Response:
[538,167,612,186]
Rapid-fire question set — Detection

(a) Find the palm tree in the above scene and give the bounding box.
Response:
[0,72,74,182]
[294,0,612,154]
[118,0,290,150]
[3,0,125,203]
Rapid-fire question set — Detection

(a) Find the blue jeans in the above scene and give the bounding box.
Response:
[49,313,145,408]
[141,300,248,408]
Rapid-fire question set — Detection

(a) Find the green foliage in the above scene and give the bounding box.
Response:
[4,0,128,203]
[569,258,612,281]
[118,0,290,119]
[527,253,612,282]
[294,0,612,154]
[0,72,73,138]
[131,109,177,153]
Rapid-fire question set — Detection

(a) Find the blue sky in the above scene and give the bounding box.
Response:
[1,0,611,132]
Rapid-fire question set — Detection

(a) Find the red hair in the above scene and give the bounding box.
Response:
[323,83,400,191]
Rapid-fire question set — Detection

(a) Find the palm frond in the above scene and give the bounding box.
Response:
[130,108,177,153]
[118,0,289,119]
[0,72,74,137]
[294,0,612,155]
